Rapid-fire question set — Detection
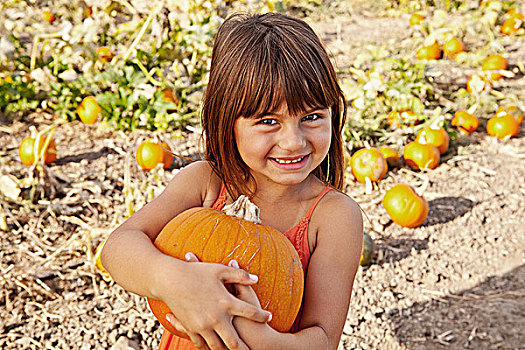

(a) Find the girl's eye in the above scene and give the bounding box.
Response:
[257,118,277,126]
[302,113,322,122]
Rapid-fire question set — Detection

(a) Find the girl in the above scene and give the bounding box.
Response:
[101,12,363,350]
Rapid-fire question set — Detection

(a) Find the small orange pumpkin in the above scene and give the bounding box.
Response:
[487,112,520,139]
[387,110,419,128]
[415,126,450,154]
[18,136,57,166]
[349,148,388,184]
[443,37,464,58]
[496,105,523,125]
[42,9,56,23]
[96,46,114,62]
[452,111,479,134]
[506,8,522,18]
[403,141,440,170]
[481,54,508,81]
[359,232,375,266]
[382,184,428,228]
[466,73,491,94]
[161,88,178,104]
[500,17,522,35]
[378,147,400,168]
[147,196,304,338]
[136,141,164,171]
[160,142,174,169]
[77,96,101,125]
[409,14,425,26]
[94,239,111,279]
[416,42,441,61]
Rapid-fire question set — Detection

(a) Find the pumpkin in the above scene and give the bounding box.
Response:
[96,46,114,62]
[378,147,400,168]
[506,8,522,18]
[481,54,508,81]
[359,232,375,266]
[42,9,56,23]
[387,110,419,128]
[136,141,165,171]
[147,196,304,338]
[486,113,519,140]
[466,74,491,94]
[415,126,450,154]
[349,148,388,184]
[500,16,522,35]
[403,141,440,170]
[382,184,428,228]
[77,96,100,125]
[443,37,464,58]
[496,105,523,125]
[452,111,479,134]
[18,136,57,166]
[161,88,178,104]
[160,142,174,169]
[409,14,425,26]
[416,42,441,61]
[94,239,111,279]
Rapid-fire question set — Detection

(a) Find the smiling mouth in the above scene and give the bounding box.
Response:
[271,155,308,164]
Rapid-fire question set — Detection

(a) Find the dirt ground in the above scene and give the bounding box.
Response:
[1,3,525,350]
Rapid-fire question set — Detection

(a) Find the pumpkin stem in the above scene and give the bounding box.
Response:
[223,195,262,224]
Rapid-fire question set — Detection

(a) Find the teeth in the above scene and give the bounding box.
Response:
[274,156,305,164]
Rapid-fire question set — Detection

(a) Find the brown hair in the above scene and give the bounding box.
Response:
[202,12,347,198]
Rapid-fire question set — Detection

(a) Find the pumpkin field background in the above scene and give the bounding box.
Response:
[1,0,524,349]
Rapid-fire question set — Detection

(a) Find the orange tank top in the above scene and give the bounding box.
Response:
[157,184,333,350]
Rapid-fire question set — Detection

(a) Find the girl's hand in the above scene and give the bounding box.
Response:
[163,253,271,350]
[165,253,200,337]
[232,282,274,347]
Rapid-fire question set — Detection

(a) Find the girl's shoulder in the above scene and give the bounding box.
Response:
[311,188,363,235]
[167,160,222,208]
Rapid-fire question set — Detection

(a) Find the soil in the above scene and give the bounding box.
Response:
[1,2,524,350]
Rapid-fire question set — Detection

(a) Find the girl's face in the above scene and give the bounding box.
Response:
[234,103,332,188]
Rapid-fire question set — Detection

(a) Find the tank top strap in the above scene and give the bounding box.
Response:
[211,182,228,210]
[304,186,333,219]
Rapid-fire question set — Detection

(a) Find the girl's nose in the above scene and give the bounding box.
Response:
[279,125,306,152]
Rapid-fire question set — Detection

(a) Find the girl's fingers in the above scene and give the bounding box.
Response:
[200,331,226,350]
[228,259,239,269]
[215,323,249,350]
[166,313,188,334]
[187,333,210,350]
[230,299,272,323]
[185,252,200,262]
[220,265,259,285]
[234,284,261,307]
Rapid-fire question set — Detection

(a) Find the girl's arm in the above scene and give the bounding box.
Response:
[100,161,272,350]
[232,192,364,350]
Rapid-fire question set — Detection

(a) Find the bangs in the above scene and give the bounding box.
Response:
[234,24,339,119]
